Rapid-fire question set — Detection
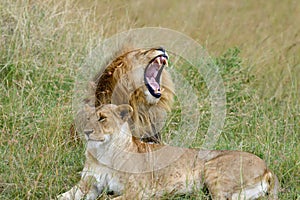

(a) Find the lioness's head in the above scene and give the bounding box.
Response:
[83,104,133,145]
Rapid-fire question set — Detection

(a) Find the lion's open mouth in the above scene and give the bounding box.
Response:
[144,55,168,98]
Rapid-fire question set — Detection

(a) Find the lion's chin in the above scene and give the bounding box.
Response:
[144,89,160,104]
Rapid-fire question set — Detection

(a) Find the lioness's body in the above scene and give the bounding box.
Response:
[58,105,278,200]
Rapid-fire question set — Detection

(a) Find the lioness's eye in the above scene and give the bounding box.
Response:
[98,116,106,122]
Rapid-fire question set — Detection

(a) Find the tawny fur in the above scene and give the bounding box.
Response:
[58,104,279,200]
[89,47,174,141]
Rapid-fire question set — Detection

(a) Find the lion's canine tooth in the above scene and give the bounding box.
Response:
[156,57,161,66]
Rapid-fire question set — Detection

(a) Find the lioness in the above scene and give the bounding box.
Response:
[58,104,279,200]
[88,47,174,143]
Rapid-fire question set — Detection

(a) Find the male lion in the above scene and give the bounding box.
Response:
[86,47,174,143]
[58,104,279,200]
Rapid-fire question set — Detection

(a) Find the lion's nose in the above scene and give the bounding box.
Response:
[84,129,94,136]
[156,47,166,54]
[155,47,168,60]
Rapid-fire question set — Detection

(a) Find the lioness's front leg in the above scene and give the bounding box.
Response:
[57,175,101,200]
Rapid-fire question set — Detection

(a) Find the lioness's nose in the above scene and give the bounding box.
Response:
[84,129,94,136]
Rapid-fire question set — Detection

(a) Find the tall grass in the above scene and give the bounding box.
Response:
[0,0,299,199]
[0,0,101,198]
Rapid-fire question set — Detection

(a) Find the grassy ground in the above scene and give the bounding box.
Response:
[0,0,299,199]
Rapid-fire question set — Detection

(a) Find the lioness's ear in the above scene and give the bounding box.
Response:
[84,104,94,112]
[115,104,133,121]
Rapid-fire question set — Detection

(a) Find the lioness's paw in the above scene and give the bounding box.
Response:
[57,191,80,200]
[56,193,69,200]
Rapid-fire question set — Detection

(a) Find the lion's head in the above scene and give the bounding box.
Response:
[86,47,174,142]
[94,47,172,105]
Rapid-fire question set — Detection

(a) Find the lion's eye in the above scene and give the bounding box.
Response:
[98,116,106,122]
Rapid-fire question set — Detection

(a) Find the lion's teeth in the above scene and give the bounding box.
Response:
[157,57,161,66]
[162,57,167,65]
[154,88,163,94]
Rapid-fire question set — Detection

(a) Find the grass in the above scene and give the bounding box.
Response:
[0,0,299,199]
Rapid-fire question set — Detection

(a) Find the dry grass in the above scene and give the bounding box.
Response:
[78,0,300,99]
[0,0,299,199]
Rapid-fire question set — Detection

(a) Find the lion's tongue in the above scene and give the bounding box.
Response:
[146,62,161,93]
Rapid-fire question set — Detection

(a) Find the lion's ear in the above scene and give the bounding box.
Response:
[115,104,133,121]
